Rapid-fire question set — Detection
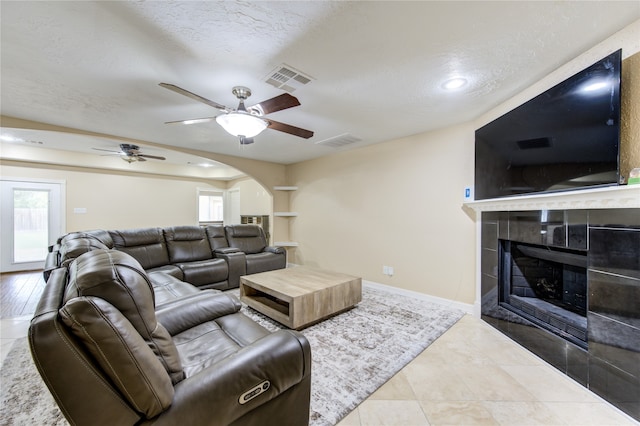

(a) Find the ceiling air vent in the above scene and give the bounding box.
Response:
[315,133,362,148]
[265,64,313,93]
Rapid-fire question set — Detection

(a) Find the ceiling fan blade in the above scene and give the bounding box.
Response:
[266,120,314,139]
[137,157,147,162]
[137,154,166,161]
[159,83,229,112]
[92,147,121,153]
[164,117,216,125]
[248,93,300,115]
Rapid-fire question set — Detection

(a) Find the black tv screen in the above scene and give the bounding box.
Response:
[474,49,621,200]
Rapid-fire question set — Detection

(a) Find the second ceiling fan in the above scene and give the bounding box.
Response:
[160,83,314,145]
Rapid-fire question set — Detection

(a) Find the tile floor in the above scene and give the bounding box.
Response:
[1,292,637,425]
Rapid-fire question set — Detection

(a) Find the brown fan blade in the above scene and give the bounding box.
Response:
[266,119,314,139]
[92,148,121,153]
[159,83,229,112]
[138,154,166,161]
[248,93,300,115]
[164,117,216,125]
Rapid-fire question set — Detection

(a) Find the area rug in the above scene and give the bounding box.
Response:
[0,285,464,426]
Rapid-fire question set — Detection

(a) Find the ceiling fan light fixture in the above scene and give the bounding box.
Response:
[216,112,268,138]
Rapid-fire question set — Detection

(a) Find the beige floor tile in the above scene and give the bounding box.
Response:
[357,400,430,426]
[420,401,499,425]
[542,402,638,425]
[482,401,565,425]
[403,361,477,401]
[421,338,495,366]
[502,365,600,403]
[337,407,362,426]
[455,364,535,401]
[369,371,417,400]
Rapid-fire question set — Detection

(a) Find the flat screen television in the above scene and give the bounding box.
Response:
[474,49,621,200]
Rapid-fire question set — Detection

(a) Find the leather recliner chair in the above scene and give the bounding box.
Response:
[224,225,286,275]
[29,249,312,426]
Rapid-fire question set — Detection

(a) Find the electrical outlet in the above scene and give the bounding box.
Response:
[383,266,394,277]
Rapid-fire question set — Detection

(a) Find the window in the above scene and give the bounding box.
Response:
[198,191,224,224]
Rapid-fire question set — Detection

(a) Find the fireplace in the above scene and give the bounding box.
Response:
[499,241,587,348]
[479,207,640,421]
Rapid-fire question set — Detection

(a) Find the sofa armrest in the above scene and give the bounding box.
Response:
[214,247,241,255]
[151,330,311,426]
[155,292,241,336]
[265,246,286,255]
[214,250,246,289]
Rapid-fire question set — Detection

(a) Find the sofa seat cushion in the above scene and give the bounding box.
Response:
[172,312,271,378]
[147,271,200,307]
[246,252,286,275]
[176,258,228,287]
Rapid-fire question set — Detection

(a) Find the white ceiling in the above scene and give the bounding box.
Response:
[1,1,639,167]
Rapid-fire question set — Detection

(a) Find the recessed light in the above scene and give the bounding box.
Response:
[442,77,468,90]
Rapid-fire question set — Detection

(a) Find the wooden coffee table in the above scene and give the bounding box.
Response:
[240,266,362,330]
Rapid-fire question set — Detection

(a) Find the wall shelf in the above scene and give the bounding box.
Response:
[273,186,298,191]
[274,241,299,247]
[274,212,298,217]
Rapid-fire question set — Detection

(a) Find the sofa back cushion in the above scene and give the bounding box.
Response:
[225,225,267,254]
[204,225,229,250]
[60,238,109,265]
[67,249,184,384]
[164,226,212,263]
[61,229,114,248]
[109,228,170,269]
[60,296,174,418]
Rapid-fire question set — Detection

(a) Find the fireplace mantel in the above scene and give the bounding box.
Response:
[465,185,640,214]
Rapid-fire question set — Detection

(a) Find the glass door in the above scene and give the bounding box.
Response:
[0,180,64,272]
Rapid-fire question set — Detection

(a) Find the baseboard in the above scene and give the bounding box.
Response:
[363,280,475,315]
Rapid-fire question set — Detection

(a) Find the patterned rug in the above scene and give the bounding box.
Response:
[0,285,464,426]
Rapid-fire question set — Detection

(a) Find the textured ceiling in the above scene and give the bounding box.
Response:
[1,1,639,167]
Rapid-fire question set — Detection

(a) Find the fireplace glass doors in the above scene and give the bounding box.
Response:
[499,240,588,349]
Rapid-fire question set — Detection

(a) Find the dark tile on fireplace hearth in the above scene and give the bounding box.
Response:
[566,344,589,386]
[567,210,588,250]
[590,357,640,420]
[482,221,498,251]
[481,247,498,278]
[498,211,509,240]
[506,320,568,372]
[589,209,640,229]
[588,312,640,378]
[589,228,640,279]
[509,211,544,245]
[589,270,640,329]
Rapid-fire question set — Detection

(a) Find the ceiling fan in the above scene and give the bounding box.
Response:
[92,144,166,163]
[159,83,314,145]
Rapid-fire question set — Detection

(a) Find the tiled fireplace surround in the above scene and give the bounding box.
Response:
[470,186,640,421]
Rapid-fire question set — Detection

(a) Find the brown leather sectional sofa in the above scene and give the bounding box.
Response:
[31,248,312,425]
[44,224,286,289]
[32,225,311,424]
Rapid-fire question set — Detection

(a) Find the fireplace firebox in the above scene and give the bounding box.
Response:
[499,241,588,348]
